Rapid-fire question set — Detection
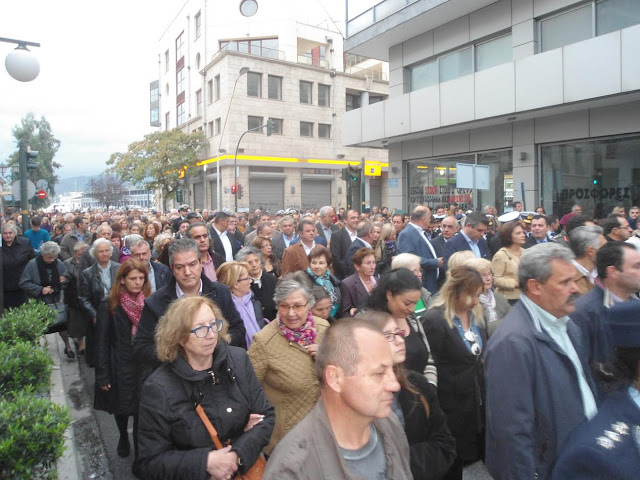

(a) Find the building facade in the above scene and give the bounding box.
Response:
[343,0,640,218]
[153,0,390,213]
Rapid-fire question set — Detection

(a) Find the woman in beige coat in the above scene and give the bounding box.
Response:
[491,221,526,305]
[248,272,329,455]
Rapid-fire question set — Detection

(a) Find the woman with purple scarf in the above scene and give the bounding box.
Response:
[247,272,330,456]
[216,261,266,348]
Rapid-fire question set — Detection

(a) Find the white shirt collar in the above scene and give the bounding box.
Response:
[176,280,203,298]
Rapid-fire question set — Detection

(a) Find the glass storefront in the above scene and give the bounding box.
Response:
[541,136,640,219]
[407,150,513,212]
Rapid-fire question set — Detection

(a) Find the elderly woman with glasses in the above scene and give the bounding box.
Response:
[19,241,73,357]
[137,296,274,480]
[421,265,487,480]
[247,272,330,456]
[216,261,266,348]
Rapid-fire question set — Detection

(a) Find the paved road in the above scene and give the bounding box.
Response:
[57,333,494,479]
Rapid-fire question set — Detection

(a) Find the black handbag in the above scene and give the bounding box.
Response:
[46,302,68,333]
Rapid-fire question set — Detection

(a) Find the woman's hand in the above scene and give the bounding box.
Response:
[42,286,54,295]
[100,383,111,391]
[349,307,357,317]
[59,275,66,283]
[244,413,265,432]
[306,343,319,359]
[206,445,238,480]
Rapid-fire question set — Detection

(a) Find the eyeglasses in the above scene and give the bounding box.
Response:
[190,320,223,338]
[383,330,406,342]
[237,277,252,283]
[464,330,482,356]
[278,303,308,314]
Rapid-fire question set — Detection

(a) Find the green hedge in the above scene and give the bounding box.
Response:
[0,392,71,479]
[0,341,52,398]
[0,299,55,345]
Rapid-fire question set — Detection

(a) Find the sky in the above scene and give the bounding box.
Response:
[0,0,375,179]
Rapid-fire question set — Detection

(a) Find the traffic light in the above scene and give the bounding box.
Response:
[266,118,275,136]
[349,166,359,182]
[237,184,243,199]
[26,147,39,169]
[231,184,237,195]
[592,170,603,185]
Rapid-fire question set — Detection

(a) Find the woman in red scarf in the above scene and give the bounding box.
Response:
[95,259,151,461]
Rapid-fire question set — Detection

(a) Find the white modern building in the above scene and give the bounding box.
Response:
[152,0,390,213]
[343,0,640,218]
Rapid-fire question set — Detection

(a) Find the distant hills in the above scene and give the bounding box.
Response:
[55,176,96,194]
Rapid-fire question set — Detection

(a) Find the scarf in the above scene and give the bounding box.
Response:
[306,267,339,317]
[120,289,145,336]
[479,289,498,324]
[36,255,62,298]
[232,292,261,347]
[277,309,316,348]
[385,239,397,256]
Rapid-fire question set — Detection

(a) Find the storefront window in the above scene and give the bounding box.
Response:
[541,136,640,219]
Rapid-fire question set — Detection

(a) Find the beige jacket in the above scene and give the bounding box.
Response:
[248,316,329,455]
[491,247,523,300]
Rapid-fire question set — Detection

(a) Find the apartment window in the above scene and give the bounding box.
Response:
[248,115,263,131]
[597,0,640,35]
[196,89,202,116]
[176,68,185,95]
[300,121,313,137]
[215,117,221,135]
[220,38,279,59]
[195,11,202,39]
[268,118,283,135]
[177,102,186,126]
[346,93,361,111]
[475,34,512,72]
[318,123,331,139]
[207,79,213,104]
[540,4,592,52]
[439,47,472,83]
[410,59,437,91]
[214,74,221,100]
[247,72,262,97]
[165,112,171,130]
[150,84,159,103]
[164,50,170,72]
[268,75,282,100]
[176,32,184,61]
[208,121,214,137]
[150,109,159,125]
[300,81,313,104]
[318,84,330,107]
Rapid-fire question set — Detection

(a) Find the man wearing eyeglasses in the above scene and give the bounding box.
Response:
[264,319,411,479]
[485,243,598,480]
[134,239,246,390]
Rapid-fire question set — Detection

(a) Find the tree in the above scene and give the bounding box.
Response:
[6,113,62,208]
[107,129,206,211]
[86,173,127,210]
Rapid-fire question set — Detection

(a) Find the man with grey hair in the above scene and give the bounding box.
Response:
[264,317,410,479]
[442,211,489,268]
[342,221,374,278]
[485,243,597,480]
[134,239,246,388]
[271,216,297,260]
[127,235,172,293]
[568,225,606,296]
[316,206,339,245]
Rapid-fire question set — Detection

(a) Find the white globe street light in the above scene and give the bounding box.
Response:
[1,37,41,82]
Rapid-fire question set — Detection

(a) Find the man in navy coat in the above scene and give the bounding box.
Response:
[443,211,489,268]
[396,206,441,294]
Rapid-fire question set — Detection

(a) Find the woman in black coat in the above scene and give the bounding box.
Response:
[421,266,487,480]
[137,296,275,480]
[366,310,456,480]
[2,223,34,309]
[304,245,341,319]
[95,259,151,460]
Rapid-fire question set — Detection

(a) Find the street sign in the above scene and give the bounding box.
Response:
[11,180,36,199]
[36,189,47,199]
[36,179,49,189]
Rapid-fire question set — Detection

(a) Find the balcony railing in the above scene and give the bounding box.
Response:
[213,41,286,63]
[297,55,330,69]
[345,64,388,81]
[347,0,419,37]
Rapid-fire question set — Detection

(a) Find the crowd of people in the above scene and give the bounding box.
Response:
[1,200,640,479]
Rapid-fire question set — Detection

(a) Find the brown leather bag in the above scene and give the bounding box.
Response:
[195,404,266,480]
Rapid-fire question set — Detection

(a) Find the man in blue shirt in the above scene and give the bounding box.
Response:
[23,216,50,255]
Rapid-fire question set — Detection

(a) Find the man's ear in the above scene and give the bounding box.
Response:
[325,364,344,393]
[526,278,542,297]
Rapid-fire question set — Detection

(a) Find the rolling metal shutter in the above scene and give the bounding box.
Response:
[369,176,382,209]
[249,178,284,213]
[193,182,204,210]
[301,181,331,211]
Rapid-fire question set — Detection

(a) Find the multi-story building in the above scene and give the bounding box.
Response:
[343,0,640,218]
[152,0,390,213]
[81,183,155,210]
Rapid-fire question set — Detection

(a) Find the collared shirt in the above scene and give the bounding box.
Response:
[345,227,357,242]
[148,263,157,293]
[534,236,548,244]
[358,238,372,249]
[74,229,90,243]
[175,280,203,298]
[571,260,597,285]
[321,225,333,242]
[302,241,316,255]
[98,262,112,296]
[251,272,262,289]
[603,288,639,308]
[461,230,481,258]
[359,274,377,292]
[283,233,296,249]
[408,222,439,277]
[214,226,233,262]
[629,386,640,411]
[521,295,597,420]
[201,253,217,282]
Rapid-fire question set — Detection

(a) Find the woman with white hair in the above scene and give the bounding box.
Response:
[391,253,433,316]
[79,238,120,367]
[19,241,73,358]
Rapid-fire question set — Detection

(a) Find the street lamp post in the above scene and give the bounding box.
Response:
[216,67,249,212]
[1,36,40,316]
